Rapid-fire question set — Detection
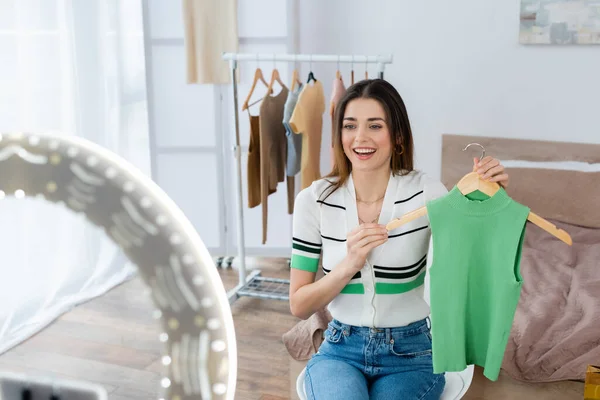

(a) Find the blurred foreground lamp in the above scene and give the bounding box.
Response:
[0,132,237,400]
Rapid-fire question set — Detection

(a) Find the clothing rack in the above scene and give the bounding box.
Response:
[220,52,394,304]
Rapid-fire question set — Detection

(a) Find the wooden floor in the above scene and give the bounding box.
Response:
[0,258,585,399]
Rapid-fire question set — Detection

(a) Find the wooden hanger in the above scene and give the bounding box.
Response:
[351,55,355,84]
[330,65,342,116]
[456,171,500,197]
[290,68,302,92]
[385,143,573,246]
[267,67,285,93]
[241,67,270,111]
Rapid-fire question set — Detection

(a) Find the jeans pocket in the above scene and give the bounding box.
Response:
[389,333,432,358]
[424,330,432,343]
[324,323,344,344]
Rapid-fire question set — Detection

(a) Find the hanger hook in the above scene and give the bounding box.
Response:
[462,142,486,161]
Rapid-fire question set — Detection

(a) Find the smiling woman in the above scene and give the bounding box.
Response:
[341,98,394,224]
[343,107,390,164]
[288,79,511,400]
[328,80,415,192]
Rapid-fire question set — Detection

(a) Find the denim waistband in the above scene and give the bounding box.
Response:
[329,317,430,339]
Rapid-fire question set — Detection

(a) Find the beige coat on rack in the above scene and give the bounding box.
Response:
[182,0,238,84]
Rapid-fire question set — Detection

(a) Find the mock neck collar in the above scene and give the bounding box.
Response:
[445,185,512,216]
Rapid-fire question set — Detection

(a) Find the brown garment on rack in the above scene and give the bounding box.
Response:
[289,80,326,190]
[286,174,295,215]
[247,112,265,208]
[329,76,346,170]
[259,86,290,244]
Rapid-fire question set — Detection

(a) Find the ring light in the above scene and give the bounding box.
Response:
[0,132,237,400]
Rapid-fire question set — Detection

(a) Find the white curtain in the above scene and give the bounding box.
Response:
[0,0,150,354]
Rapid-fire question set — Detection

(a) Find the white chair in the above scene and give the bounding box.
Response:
[296,365,474,400]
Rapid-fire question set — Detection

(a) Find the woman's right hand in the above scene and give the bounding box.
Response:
[289,223,388,320]
[345,223,388,273]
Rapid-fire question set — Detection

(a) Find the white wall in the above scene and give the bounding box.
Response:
[297,0,600,179]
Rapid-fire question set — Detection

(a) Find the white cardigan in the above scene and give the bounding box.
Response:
[291,170,448,328]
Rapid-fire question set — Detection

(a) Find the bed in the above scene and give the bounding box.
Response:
[441,134,600,383]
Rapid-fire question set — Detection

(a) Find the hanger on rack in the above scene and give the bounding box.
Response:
[267,69,284,92]
[267,55,286,94]
[241,56,271,111]
[385,143,573,245]
[290,68,302,91]
[290,55,302,92]
[330,56,342,116]
[306,55,317,84]
[364,58,369,80]
[351,55,355,85]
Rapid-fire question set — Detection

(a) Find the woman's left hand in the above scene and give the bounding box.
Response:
[473,156,509,188]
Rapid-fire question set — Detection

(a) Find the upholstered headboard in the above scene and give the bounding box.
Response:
[441,134,600,229]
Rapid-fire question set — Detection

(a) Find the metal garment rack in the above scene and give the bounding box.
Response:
[220,52,394,304]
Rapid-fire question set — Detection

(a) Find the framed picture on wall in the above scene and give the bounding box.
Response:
[520,0,600,45]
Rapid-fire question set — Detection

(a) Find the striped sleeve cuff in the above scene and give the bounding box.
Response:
[291,237,321,272]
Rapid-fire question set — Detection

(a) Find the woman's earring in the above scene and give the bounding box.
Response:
[396,142,404,155]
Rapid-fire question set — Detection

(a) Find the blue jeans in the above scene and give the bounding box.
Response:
[305,318,445,400]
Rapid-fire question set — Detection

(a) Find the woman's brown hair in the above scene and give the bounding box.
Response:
[321,79,414,199]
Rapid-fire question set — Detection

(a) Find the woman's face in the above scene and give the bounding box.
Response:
[341,98,392,173]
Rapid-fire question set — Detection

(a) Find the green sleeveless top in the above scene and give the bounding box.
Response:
[426,186,530,381]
